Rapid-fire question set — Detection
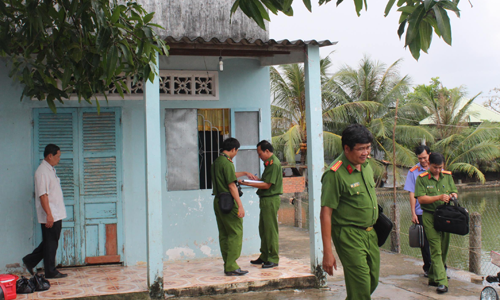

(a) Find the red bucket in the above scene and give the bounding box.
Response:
[0,274,19,300]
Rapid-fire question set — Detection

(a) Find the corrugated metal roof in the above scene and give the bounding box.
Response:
[164,36,337,48]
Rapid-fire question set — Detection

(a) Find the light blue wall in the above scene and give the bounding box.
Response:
[0,56,271,271]
[0,60,37,273]
[157,57,271,263]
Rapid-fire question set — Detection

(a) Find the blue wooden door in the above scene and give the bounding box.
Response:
[34,108,81,266]
[33,108,122,266]
[80,108,123,264]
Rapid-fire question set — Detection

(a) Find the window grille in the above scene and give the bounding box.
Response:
[198,109,230,190]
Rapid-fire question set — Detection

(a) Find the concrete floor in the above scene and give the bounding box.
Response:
[175,225,490,300]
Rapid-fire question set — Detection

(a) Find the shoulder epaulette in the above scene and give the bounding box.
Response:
[442,170,452,175]
[330,160,342,172]
[419,172,428,177]
[410,165,420,172]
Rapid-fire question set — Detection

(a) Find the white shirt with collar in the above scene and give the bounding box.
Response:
[34,160,67,224]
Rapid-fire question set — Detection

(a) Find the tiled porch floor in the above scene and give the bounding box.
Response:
[15,256,314,299]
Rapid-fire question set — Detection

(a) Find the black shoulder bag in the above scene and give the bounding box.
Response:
[434,196,469,235]
[218,183,243,214]
[373,204,394,247]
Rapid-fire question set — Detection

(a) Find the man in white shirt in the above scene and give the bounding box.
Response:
[23,144,68,279]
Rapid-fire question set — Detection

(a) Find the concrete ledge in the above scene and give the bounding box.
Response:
[165,275,317,297]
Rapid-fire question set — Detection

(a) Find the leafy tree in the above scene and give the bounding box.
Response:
[0,0,169,112]
[231,0,461,60]
[324,56,433,169]
[271,55,344,166]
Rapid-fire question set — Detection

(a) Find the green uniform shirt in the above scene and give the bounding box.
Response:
[414,171,458,212]
[257,154,283,197]
[321,153,378,227]
[212,153,237,196]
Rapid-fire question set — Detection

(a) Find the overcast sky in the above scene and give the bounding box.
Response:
[268,0,500,103]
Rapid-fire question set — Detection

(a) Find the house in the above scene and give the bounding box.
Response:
[0,0,335,293]
[420,98,500,125]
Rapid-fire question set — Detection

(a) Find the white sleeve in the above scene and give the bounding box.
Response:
[35,173,50,197]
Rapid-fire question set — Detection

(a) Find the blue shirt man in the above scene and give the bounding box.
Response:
[403,145,431,276]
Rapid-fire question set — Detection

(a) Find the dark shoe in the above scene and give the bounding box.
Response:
[262,262,279,268]
[436,285,448,293]
[46,272,67,279]
[423,270,428,278]
[447,275,450,279]
[428,281,438,287]
[22,258,35,276]
[250,257,264,265]
[225,268,248,276]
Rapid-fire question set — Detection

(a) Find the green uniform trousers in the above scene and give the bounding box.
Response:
[258,195,280,263]
[422,212,450,287]
[332,226,380,300]
[214,198,243,272]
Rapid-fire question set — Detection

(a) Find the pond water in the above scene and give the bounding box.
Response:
[380,187,500,276]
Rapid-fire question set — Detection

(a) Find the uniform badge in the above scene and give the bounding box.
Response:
[330,161,342,172]
[270,160,273,165]
[410,165,421,172]
[265,161,269,166]
[347,165,353,174]
[427,185,434,189]
[350,182,360,188]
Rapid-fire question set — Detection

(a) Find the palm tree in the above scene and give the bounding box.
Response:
[409,78,482,140]
[323,56,434,170]
[435,122,500,183]
[409,78,500,183]
[270,55,344,166]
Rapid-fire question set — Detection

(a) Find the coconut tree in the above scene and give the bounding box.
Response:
[323,56,434,170]
[271,55,342,166]
[409,78,500,182]
[408,78,482,140]
[434,122,500,183]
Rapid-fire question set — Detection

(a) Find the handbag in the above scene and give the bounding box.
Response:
[373,204,393,247]
[218,192,234,214]
[409,223,425,248]
[218,182,243,214]
[433,196,469,235]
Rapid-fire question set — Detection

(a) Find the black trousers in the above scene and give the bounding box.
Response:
[417,214,431,272]
[23,220,62,277]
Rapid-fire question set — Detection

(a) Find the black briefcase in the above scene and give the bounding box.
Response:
[434,197,469,235]
[409,223,424,248]
[374,204,393,247]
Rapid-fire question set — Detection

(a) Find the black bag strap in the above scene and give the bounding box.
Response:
[448,196,459,207]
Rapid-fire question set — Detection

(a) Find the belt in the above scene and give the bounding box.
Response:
[351,225,374,232]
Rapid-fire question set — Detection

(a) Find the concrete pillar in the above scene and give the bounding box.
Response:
[304,44,326,287]
[144,52,164,299]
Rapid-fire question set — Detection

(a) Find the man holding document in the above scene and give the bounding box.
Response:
[239,140,283,268]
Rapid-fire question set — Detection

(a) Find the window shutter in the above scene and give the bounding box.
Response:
[35,110,79,266]
[81,109,121,263]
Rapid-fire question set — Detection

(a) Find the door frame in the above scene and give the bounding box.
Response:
[32,107,124,266]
